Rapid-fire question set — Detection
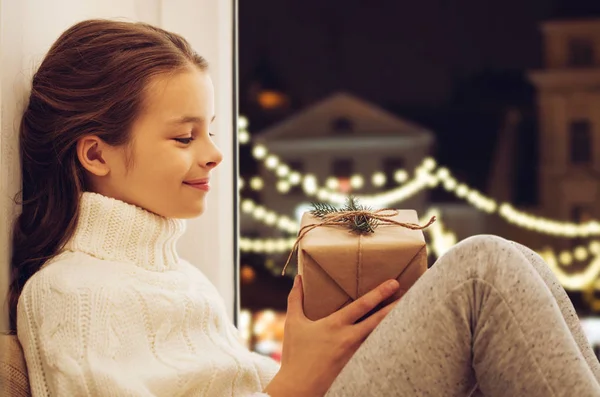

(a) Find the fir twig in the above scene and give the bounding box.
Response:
[310,195,379,234]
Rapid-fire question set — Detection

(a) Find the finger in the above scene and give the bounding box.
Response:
[286,275,307,321]
[354,299,399,340]
[336,279,399,325]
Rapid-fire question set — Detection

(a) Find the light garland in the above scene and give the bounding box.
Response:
[249,143,413,195]
[240,197,600,296]
[238,118,600,306]
[240,121,600,237]
[240,198,299,234]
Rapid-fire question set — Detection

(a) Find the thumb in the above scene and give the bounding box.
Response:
[286,275,306,320]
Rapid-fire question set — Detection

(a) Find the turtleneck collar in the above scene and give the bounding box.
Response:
[63,192,186,272]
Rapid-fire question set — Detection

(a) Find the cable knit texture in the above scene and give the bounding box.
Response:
[17,192,280,397]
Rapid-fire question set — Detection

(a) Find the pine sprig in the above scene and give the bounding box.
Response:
[310,202,342,219]
[310,195,379,234]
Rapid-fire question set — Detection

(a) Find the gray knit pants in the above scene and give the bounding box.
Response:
[325,235,600,397]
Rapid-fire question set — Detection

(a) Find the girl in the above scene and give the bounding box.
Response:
[8,19,600,397]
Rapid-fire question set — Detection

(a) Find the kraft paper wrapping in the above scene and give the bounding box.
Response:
[298,210,427,321]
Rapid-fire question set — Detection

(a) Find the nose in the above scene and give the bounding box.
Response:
[201,139,223,169]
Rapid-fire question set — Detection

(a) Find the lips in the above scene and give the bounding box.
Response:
[183,178,210,191]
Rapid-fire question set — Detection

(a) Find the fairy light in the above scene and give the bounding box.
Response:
[350,175,364,189]
[265,155,279,169]
[303,174,318,195]
[289,172,302,185]
[239,129,250,144]
[264,211,277,225]
[238,116,249,130]
[276,164,290,178]
[455,184,469,198]
[241,199,255,213]
[239,177,244,190]
[326,177,339,190]
[252,144,267,159]
[394,170,408,183]
[372,172,386,187]
[559,251,573,266]
[253,206,266,220]
[423,157,437,171]
[250,176,264,191]
[575,246,588,262]
[276,180,291,193]
[317,188,331,201]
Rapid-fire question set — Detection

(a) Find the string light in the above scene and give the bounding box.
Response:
[326,177,339,190]
[240,197,600,294]
[276,180,291,193]
[250,176,264,191]
[289,172,302,185]
[276,164,290,177]
[238,116,249,130]
[252,145,267,159]
[302,174,318,195]
[394,170,408,183]
[350,175,364,189]
[372,172,386,187]
[265,155,279,169]
[240,117,600,239]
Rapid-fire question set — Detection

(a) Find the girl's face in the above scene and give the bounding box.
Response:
[81,67,223,218]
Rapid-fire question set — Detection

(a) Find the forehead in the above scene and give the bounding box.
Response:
[139,68,214,124]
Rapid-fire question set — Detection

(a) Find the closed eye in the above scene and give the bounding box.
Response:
[174,137,194,144]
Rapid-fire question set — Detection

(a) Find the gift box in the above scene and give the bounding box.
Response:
[290,209,430,321]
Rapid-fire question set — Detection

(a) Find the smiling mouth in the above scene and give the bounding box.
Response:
[183,181,210,191]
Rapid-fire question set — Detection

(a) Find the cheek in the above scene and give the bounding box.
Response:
[133,146,194,186]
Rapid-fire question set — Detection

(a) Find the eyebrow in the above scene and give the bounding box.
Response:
[168,115,216,125]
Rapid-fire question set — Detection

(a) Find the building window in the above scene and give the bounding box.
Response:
[572,205,593,224]
[332,158,354,192]
[331,117,354,134]
[570,120,592,165]
[332,158,353,178]
[568,38,594,67]
[382,157,405,189]
[571,205,593,249]
[288,160,304,194]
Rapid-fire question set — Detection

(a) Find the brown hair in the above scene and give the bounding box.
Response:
[7,19,208,332]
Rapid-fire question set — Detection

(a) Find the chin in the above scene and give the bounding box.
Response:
[176,203,206,219]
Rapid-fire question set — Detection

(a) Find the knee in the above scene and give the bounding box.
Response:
[439,234,520,279]
[453,234,511,256]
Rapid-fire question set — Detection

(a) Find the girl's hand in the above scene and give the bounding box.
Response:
[264,275,400,397]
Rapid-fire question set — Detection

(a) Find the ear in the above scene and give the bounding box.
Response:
[76,136,110,177]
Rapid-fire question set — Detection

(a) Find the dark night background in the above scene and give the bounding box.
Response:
[239,0,600,204]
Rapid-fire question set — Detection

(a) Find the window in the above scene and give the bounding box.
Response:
[568,38,594,67]
[332,158,354,178]
[332,158,354,193]
[572,205,593,224]
[571,205,593,249]
[331,117,354,134]
[570,120,592,165]
[382,157,405,189]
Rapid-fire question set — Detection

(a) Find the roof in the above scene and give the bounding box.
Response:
[256,92,434,143]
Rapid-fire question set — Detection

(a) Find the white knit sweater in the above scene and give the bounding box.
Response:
[17,192,280,397]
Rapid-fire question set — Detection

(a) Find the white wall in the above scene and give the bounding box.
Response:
[0,0,237,332]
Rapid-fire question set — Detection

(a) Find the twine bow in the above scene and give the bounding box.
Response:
[281,209,436,275]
